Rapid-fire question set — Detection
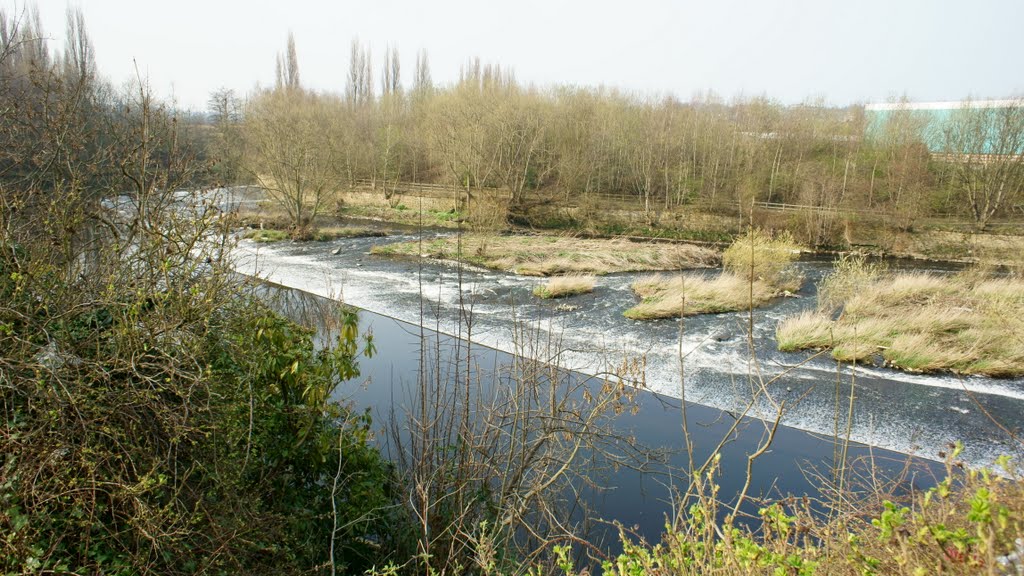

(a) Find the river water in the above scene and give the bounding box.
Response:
[233,224,1024,472]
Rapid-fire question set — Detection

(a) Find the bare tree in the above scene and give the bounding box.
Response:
[285,32,300,89]
[413,48,432,95]
[243,89,343,236]
[347,38,373,106]
[62,7,94,85]
[381,44,400,96]
[939,97,1024,229]
[494,88,547,207]
[207,87,243,184]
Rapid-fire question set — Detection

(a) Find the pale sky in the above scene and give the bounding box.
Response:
[7,0,1023,111]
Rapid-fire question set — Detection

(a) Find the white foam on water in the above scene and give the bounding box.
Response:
[232,241,1024,468]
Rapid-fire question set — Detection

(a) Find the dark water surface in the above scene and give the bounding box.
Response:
[265,283,946,547]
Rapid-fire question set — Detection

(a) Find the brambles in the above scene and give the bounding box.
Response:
[0,13,398,572]
[553,448,1024,576]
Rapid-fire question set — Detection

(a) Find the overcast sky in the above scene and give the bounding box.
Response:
[8,0,1023,111]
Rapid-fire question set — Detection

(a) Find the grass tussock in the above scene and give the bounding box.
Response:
[243,226,385,243]
[722,228,803,292]
[777,253,1024,376]
[370,234,719,276]
[625,230,803,319]
[310,226,386,241]
[243,228,291,243]
[533,275,596,299]
[624,273,777,319]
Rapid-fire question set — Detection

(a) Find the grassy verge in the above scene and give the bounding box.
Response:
[533,275,596,299]
[777,254,1024,376]
[370,234,719,276]
[624,230,802,319]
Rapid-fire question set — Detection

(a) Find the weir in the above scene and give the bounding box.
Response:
[257,277,945,547]
[233,229,1024,472]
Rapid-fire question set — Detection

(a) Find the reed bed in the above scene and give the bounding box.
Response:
[625,230,803,319]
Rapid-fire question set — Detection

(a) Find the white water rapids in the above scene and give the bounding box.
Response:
[232,231,1024,470]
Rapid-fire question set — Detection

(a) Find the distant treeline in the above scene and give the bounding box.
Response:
[204,36,1024,242]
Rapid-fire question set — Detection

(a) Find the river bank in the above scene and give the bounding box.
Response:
[228,184,1024,267]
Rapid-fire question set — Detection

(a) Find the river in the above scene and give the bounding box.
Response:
[233,223,1024,473]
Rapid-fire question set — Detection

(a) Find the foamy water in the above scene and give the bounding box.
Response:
[232,234,1024,469]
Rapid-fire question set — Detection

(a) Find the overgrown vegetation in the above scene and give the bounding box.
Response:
[551,447,1024,576]
[244,227,291,242]
[533,275,596,299]
[625,230,801,319]
[777,253,1024,376]
[0,11,399,573]
[371,234,719,275]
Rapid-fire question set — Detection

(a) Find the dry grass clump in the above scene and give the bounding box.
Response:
[722,229,803,292]
[243,226,385,243]
[243,228,291,243]
[624,273,776,319]
[624,230,803,320]
[776,310,837,351]
[778,254,1024,376]
[533,275,595,299]
[370,234,719,276]
[311,226,386,240]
